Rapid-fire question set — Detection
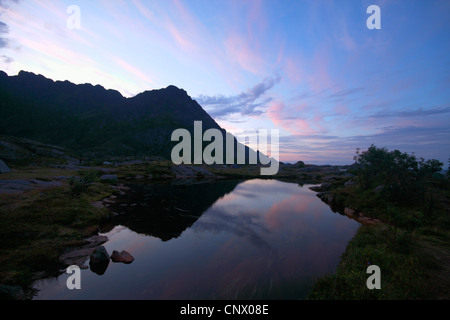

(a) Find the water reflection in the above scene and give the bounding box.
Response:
[33,179,360,300]
[104,179,241,241]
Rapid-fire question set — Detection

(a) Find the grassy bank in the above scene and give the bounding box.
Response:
[309,223,450,299]
[308,147,450,299]
[0,169,116,297]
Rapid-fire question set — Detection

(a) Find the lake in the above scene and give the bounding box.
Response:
[32,179,360,300]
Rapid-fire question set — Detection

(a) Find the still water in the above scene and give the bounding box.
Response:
[33,179,360,300]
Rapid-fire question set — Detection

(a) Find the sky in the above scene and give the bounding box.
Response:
[0,0,449,165]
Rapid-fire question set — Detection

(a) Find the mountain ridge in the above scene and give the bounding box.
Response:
[0,70,257,162]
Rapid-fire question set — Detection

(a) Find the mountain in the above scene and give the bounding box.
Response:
[0,70,259,162]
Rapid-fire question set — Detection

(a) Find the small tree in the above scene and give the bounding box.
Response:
[354,145,443,204]
[294,160,305,168]
[68,170,99,197]
[421,159,444,175]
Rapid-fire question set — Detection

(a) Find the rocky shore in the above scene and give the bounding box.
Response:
[310,183,382,226]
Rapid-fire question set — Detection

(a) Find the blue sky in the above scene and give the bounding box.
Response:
[0,0,449,164]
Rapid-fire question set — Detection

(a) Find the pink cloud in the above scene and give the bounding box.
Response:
[110,56,155,86]
[284,57,305,84]
[334,104,350,115]
[282,45,335,95]
[220,1,272,76]
[165,20,198,54]
[173,0,198,28]
[224,34,266,75]
[131,0,157,23]
[308,46,334,92]
[18,36,96,67]
[160,0,211,56]
[268,101,324,136]
[245,0,266,45]
[31,0,67,21]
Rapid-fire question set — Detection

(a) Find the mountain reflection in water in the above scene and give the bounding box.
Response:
[104,179,241,241]
[33,179,360,300]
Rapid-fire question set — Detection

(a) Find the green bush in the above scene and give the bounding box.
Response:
[68,170,99,197]
[354,145,443,205]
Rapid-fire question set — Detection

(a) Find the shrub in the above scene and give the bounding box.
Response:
[354,145,443,205]
[294,160,305,168]
[68,170,99,197]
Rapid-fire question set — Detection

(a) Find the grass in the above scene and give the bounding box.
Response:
[209,165,264,179]
[115,160,175,180]
[308,177,450,300]
[0,171,116,289]
[0,167,78,180]
[309,224,425,299]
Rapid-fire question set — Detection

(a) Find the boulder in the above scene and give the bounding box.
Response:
[344,207,357,217]
[111,250,134,264]
[90,246,109,264]
[60,248,93,269]
[0,159,11,174]
[89,246,110,275]
[59,235,109,268]
[84,235,109,248]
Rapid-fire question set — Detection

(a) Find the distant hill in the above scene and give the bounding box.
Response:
[0,71,260,162]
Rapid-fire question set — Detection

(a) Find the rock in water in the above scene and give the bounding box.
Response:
[90,246,110,264]
[111,250,134,264]
[59,235,109,269]
[89,246,110,275]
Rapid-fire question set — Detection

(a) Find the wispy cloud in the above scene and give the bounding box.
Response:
[279,122,450,164]
[131,0,155,23]
[223,33,266,76]
[110,56,155,87]
[196,75,281,118]
[327,87,365,100]
[0,0,17,48]
[0,20,8,47]
[368,104,450,119]
[267,100,326,136]
[0,0,19,9]
[1,54,12,63]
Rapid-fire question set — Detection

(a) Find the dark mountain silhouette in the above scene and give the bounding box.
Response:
[0,70,262,162]
[106,179,241,241]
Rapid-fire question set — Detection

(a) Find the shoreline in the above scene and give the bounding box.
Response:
[307,178,450,300]
[0,162,341,299]
[1,161,448,300]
